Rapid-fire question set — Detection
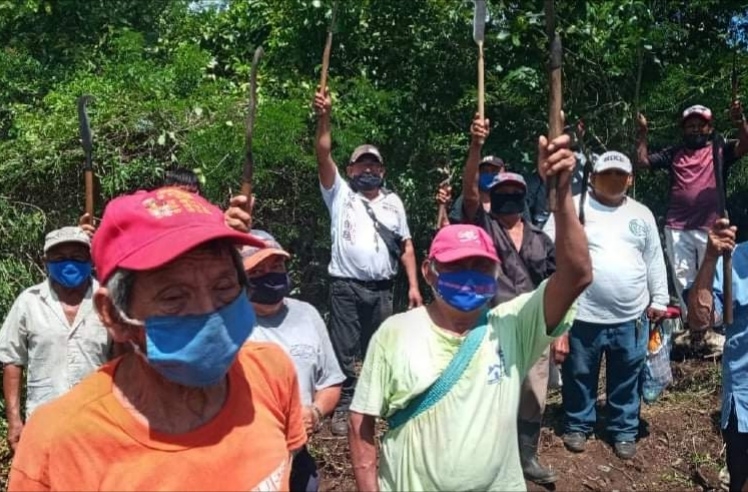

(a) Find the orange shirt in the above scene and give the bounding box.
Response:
[8,342,307,491]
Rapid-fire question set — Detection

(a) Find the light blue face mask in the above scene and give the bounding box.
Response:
[128,290,256,387]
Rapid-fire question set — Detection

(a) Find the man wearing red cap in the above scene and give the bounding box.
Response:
[313,88,423,435]
[348,134,592,491]
[8,187,306,491]
[636,102,748,327]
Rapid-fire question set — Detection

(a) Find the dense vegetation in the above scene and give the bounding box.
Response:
[1,0,747,317]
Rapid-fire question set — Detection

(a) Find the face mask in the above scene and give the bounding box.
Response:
[127,290,255,387]
[490,192,526,216]
[248,272,291,305]
[683,133,710,150]
[47,260,92,288]
[431,264,497,312]
[478,172,495,192]
[351,172,383,192]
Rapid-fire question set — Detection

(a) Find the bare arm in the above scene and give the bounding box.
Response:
[313,88,338,189]
[4,364,24,452]
[400,239,422,308]
[349,412,379,492]
[687,218,737,331]
[313,385,341,418]
[461,115,489,223]
[635,113,651,168]
[540,135,593,333]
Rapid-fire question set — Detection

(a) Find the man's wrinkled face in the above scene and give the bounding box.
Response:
[682,116,712,136]
[128,243,242,321]
[45,243,90,263]
[346,158,384,178]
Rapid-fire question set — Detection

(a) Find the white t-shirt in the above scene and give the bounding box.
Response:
[543,194,669,323]
[321,170,411,281]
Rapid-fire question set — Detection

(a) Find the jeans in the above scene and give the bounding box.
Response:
[329,277,393,411]
[724,407,748,492]
[290,447,319,492]
[562,314,648,442]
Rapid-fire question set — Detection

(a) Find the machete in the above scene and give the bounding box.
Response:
[576,121,593,225]
[474,0,486,124]
[545,0,563,212]
[319,1,339,95]
[241,46,264,211]
[713,132,733,325]
[77,95,95,220]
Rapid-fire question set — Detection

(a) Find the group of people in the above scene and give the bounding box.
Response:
[0,85,747,492]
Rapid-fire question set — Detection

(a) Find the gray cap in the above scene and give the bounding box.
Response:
[240,229,290,271]
[593,151,632,174]
[349,145,383,165]
[44,227,91,254]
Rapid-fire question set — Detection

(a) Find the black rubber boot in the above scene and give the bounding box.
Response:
[518,420,559,485]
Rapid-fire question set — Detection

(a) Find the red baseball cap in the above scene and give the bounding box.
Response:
[428,225,499,264]
[91,187,265,283]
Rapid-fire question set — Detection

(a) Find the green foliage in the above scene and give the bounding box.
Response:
[0,0,747,317]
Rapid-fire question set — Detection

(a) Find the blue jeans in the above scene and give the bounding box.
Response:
[562,315,648,442]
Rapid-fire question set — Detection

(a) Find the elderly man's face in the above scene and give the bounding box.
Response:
[45,243,91,263]
[128,243,242,321]
[422,256,498,286]
[346,158,385,178]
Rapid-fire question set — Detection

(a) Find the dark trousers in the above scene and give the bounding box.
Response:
[724,408,748,492]
[329,277,393,411]
[290,447,319,492]
[562,314,648,442]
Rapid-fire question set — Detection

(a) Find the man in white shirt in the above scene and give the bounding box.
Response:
[0,226,112,452]
[544,151,669,460]
[313,88,423,435]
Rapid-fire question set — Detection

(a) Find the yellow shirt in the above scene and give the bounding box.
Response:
[350,281,574,491]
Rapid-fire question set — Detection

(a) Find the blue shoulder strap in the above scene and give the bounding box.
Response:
[387,312,488,431]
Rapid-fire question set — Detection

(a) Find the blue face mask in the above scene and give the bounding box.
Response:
[351,172,383,192]
[431,264,498,312]
[47,260,92,288]
[478,172,496,192]
[138,290,255,387]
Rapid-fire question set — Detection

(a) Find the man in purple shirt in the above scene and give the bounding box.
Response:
[636,102,748,326]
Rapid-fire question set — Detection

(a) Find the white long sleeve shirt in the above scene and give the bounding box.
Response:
[543,194,669,323]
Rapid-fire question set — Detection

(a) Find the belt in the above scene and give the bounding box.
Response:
[332,277,394,291]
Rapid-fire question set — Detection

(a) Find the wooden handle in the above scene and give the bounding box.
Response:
[546,32,563,213]
[320,32,333,93]
[724,252,733,325]
[436,204,448,229]
[477,42,485,121]
[85,170,94,218]
[240,182,252,213]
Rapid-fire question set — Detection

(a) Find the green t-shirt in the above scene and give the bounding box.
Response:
[350,280,574,492]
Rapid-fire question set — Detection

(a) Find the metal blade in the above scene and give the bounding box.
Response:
[77,95,94,169]
[473,0,486,43]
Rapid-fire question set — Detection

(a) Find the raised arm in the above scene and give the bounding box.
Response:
[687,218,737,333]
[635,112,651,168]
[461,114,489,223]
[539,134,593,333]
[313,87,338,190]
[730,100,748,158]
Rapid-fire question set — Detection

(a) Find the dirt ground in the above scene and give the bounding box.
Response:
[311,357,727,492]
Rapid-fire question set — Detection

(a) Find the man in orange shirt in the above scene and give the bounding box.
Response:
[8,187,307,492]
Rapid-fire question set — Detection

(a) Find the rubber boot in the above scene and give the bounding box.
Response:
[518,420,559,485]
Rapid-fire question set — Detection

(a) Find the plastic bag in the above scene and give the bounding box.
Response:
[640,320,674,404]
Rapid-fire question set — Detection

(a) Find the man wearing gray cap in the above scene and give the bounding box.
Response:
[0,226,111,452]
[313,88,422,435]
[241,229,344,491]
